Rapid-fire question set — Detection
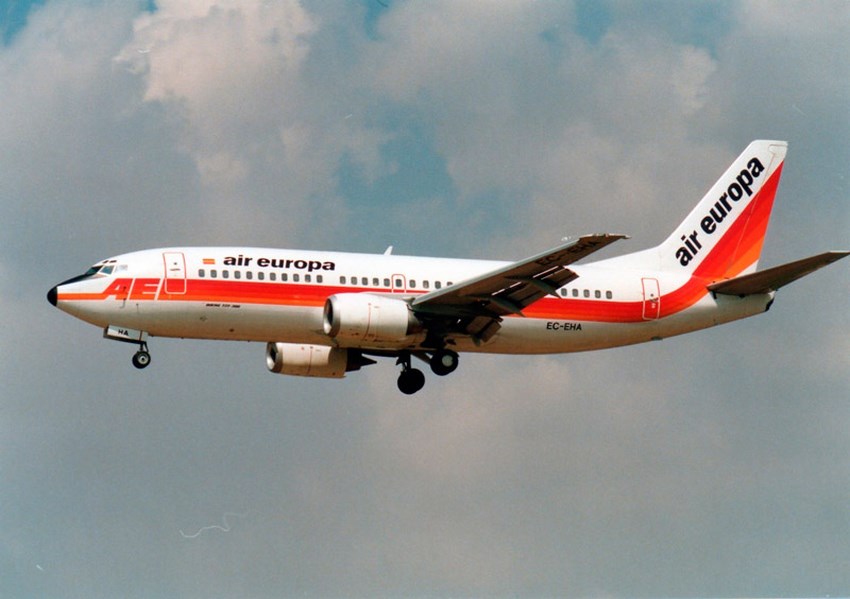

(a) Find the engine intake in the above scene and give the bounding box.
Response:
[323,293,420,346]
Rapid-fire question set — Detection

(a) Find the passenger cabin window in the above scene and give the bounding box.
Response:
[222,270,229,279]
[435,281,442,289]
[317,275,323,283]
[270,273,276,281]
[210,269,217,278]
[293,274,300,282]
[234,271,241,279]
[340,276,346,284]
[258,272,264,280]
[199,269,205,278]
[384,278,390,287]
[606,291,613,299]
[373,278,380,286]
[246,271,253,280]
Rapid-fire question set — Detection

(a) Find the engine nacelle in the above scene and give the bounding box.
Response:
[265,342,348,378]
[323,293,420,346]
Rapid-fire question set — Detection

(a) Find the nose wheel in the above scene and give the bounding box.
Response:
[396,353,425,395]
[132,343,151,369]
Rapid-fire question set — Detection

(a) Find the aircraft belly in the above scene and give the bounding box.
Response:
[457,294,772,355]
[111,301,326,343]
[472,318,657,355]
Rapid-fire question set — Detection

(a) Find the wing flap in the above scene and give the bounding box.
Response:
[708,251,849,296]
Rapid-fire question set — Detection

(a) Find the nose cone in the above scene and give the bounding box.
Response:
[47,285,58,306]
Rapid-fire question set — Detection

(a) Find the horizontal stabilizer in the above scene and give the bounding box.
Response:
[708,251,849,296]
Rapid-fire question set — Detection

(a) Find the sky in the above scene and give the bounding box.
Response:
[1,0,849,597]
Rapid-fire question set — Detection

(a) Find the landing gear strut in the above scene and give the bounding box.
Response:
[132,342,151,369]
[396,352,425,395]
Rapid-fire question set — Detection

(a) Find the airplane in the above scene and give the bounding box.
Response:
[47,140,848,394]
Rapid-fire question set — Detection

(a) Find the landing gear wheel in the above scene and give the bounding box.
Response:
[430,349,459,376]
[397,368,425,395]
[132,350,151,369]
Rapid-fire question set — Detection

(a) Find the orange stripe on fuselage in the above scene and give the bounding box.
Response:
[56,275,724,325]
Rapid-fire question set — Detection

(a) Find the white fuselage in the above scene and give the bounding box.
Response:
[53,246,772,355]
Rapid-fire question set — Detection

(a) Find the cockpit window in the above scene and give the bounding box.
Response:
[59,262,114,287]
[80,262,119,278]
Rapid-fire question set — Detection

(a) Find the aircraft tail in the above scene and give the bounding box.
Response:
[656,140,787,279]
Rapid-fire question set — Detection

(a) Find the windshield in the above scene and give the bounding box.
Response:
[58,261,118,287]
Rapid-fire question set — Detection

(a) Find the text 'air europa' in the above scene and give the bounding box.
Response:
[224,255,335,271]
[675,156,766,267]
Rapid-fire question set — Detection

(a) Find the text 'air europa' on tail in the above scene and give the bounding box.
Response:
[658,140,788,279]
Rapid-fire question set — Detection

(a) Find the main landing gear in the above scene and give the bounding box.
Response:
[131,342,151,369]
[396,349,459,394]
[429,349,459,377]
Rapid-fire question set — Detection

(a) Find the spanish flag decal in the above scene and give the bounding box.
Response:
[202,258,215,265]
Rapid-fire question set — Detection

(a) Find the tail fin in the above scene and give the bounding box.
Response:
[657,140,787,279]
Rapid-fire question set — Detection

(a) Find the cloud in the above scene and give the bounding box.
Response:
[116,0,319,185]
[2,1,848,596]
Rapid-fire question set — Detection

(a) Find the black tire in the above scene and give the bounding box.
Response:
[397,368,425,394]
[132,351,151,369]
[430,350,459,376]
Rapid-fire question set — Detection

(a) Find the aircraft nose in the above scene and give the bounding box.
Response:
[47,285,58,306]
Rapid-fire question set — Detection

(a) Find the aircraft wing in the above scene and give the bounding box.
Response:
[411,233,627,342]
[708,251,850,296]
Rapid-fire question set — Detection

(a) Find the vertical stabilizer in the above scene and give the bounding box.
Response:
[657,140,787,279]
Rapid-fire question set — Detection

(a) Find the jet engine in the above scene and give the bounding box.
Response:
[265,342,377,378]
[266,342,349,378]
[322,293,421,346]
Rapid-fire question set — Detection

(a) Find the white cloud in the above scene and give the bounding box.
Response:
[116,0,318,177]
[359,3,727,257]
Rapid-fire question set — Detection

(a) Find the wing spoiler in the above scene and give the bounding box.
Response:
[708,251,849,296]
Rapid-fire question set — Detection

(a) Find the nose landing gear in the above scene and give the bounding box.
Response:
[132,342,151,369]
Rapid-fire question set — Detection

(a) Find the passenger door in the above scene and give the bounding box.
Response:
[163,252,187,294]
